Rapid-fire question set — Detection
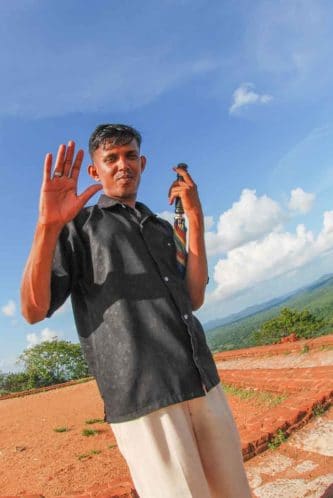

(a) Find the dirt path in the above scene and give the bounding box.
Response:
[0,336,331,497]
[0,381,128,496]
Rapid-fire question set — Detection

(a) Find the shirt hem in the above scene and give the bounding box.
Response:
[107,380,220,424]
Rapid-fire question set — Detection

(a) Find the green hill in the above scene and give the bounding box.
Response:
[207,274,333,352]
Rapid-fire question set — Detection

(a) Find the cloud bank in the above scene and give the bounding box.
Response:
[205,188,333,303]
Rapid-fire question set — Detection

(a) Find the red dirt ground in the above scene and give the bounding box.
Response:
[0,335,332,497]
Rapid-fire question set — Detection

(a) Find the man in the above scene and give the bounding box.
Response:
[21,124,251,497]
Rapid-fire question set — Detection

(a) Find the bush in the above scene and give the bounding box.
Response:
[251,307,327,346]
[0,371,31,394]
[18,339,89,389]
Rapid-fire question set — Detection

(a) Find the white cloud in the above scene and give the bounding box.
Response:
[204,216,214,231]
[288,188,315,214]
[229,83,272,114]
[210,210,333,302]
[26,327,60,348]
[157,210,175,225]
[1,300,16,317]
[205,189,284,255]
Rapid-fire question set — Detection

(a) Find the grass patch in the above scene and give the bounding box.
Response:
[268,429,288,450]
[53,426,69,433]
[85,418,104,425]
[77,449,102,460]
[312,403,326,417]
[77,452,91,460]
[223,384,287,407]
[82,428,100,437]
[300,344,310,354]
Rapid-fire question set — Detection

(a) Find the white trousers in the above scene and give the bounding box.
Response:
[111,383,251,498]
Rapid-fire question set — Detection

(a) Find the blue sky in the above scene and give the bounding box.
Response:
[1,0,333,371]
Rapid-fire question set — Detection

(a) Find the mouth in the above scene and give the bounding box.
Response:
[116,174,134,181]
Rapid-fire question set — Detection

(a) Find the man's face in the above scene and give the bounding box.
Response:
[88,139,146,205]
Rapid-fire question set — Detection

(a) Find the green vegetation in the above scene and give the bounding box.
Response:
[223,384,287,407]
[53,426,69,433]
[77,449,102,460]
[77,453,91,460]
[251,308,326,346]
[312,403,326,416]
[207,275,333,351]
[268,429,288,449]
[0,339,89,395]
[19,340,89,387]
[85,418,104,424]
[82,428,99,437]
[0,371,31,395]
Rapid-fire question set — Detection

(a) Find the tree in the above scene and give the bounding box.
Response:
[0,371,31,394]
[251,307,326,346]
[19,339,90,388]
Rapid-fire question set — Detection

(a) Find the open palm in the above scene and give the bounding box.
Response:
[39,141,102,226]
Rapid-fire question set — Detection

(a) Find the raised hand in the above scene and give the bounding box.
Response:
[39,140,102,226]
[168,166,203,216]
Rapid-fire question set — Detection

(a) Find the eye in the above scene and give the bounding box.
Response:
[105,155,117,163]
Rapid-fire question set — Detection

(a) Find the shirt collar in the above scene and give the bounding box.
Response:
[97,194,156,219]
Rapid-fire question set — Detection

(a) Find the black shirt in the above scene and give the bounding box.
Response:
[47,194,220,423]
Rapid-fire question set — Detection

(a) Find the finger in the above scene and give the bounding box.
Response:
[70,149,84,181]
[173,166,195,186]
[168,181,187,198]
[168,184,190,198]
[169,194,176,205]
[42,153,52,185]
[78,184,103,206]
[53,144,66,177]
[63,140,75,177]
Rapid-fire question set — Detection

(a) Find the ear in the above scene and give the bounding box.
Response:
[140,155,147,173]
[88,164,100,181]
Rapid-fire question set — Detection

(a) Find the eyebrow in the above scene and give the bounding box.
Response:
[102,149,139,160]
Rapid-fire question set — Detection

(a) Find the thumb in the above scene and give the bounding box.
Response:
[78,184,103,206]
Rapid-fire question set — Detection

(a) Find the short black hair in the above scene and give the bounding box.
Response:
[89,124,142,157]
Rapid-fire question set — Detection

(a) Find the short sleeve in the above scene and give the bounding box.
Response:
[47,224,77,317]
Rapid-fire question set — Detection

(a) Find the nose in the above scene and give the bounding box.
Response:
[117,156,130,170]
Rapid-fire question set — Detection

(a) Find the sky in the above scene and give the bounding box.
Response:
[1,0,333,372]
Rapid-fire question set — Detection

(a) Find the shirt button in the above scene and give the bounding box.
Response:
[164,276,169,282]
[184,314,189,320]
[167,242,172,246]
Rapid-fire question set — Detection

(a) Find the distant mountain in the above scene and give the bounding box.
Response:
[205,273,333,351]
[203,293,294,332]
